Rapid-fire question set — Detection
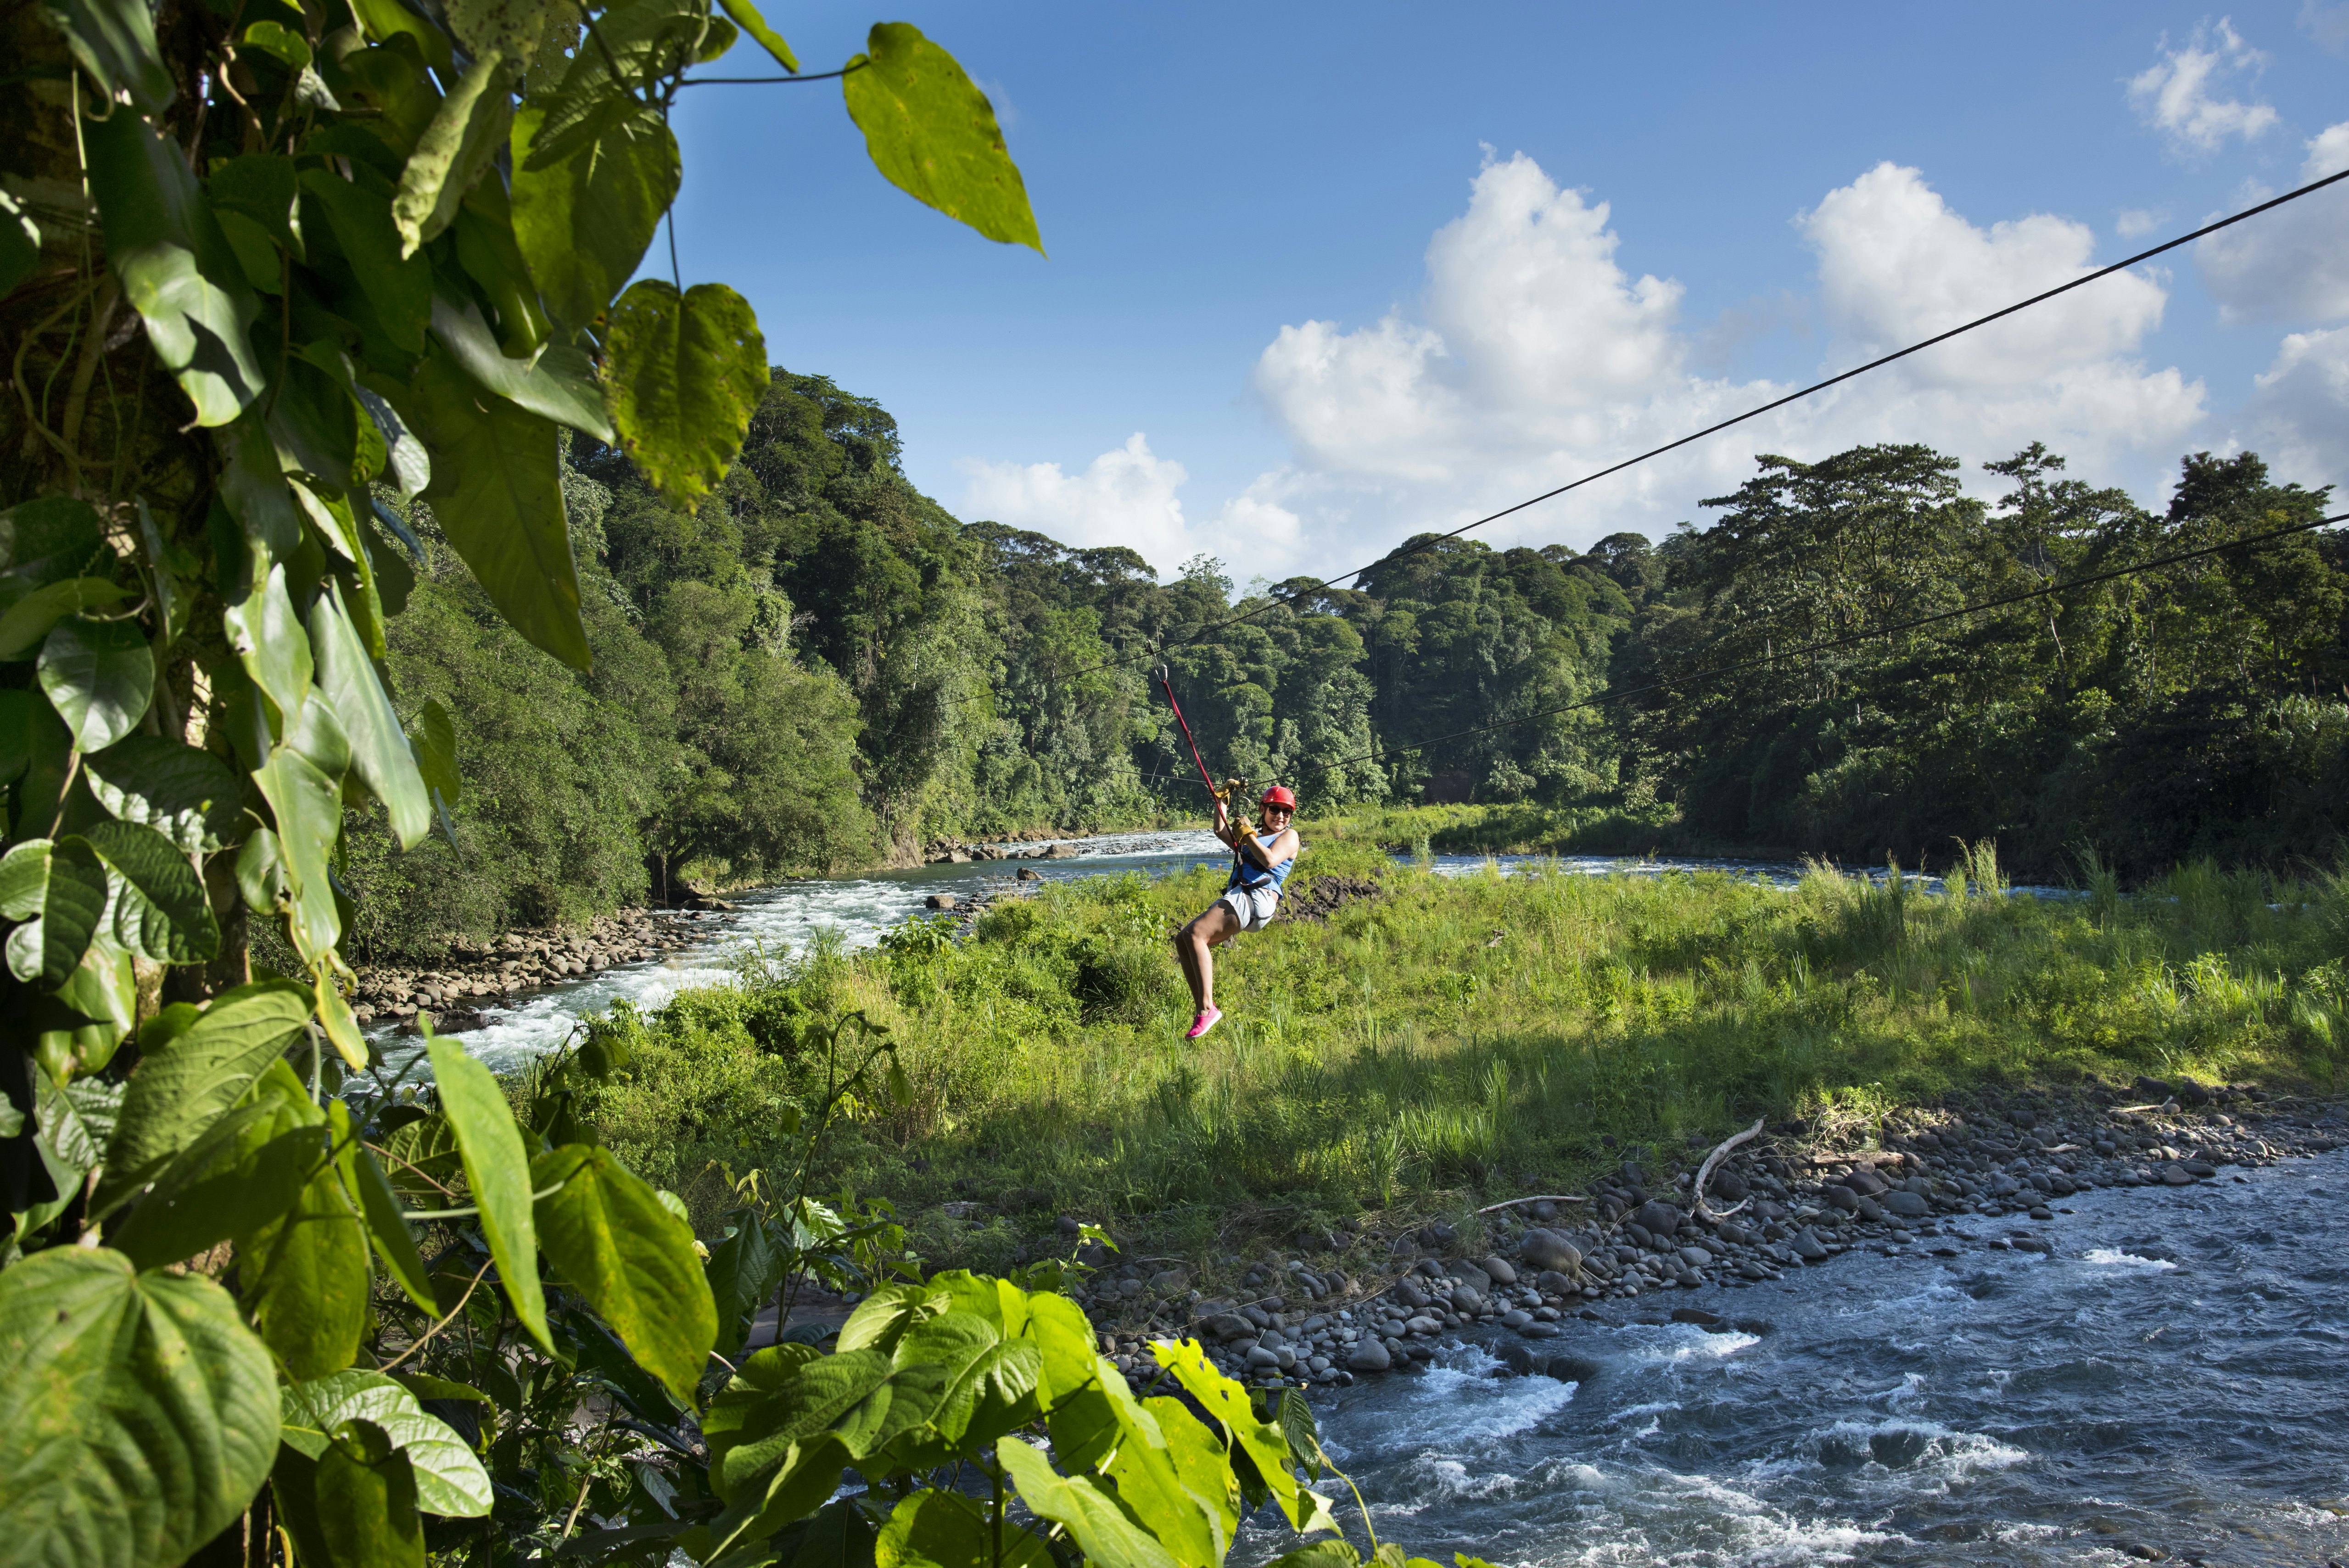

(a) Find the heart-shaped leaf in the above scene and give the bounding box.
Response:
[604,278,766,515]
[83,819,220,963]
[281,1370,493,1517]
[531,1142,717,1404]
[84,735,244,854]
[0,1248,279,1568]
[38,614,155,752]
[843,24,1042,252]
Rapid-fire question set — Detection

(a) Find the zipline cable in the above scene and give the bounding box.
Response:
[956,164,2349,707]
[1242,509,2347,788]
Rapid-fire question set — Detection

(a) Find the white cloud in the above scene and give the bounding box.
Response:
[2196,123,2349,323]
[2115,207,2165,238]
[959,434,1194,566]
[2127,19,2279,154]
[1236,154,2203,567]
[2247,327,2349,496]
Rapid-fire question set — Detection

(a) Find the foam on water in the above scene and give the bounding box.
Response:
[2081,1247,2178,1271]
[1276,1149,2349,1566]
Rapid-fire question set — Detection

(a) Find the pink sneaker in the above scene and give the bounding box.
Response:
[1185,1007,1222,1040]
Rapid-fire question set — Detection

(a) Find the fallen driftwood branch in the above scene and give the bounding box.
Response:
[1693,1117,1766,1221]
[1474,1194,1590,1215]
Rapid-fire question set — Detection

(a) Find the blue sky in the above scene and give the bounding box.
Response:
[668,3,2349,581]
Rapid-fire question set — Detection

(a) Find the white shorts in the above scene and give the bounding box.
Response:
[1218,884,1280,932]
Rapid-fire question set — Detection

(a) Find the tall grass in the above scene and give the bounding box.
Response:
[579,835,2349,1252]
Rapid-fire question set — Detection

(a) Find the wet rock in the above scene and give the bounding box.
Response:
[2181,1160,2217,1178]
[1500,1309,1533,1330]
[1824,1186,1861,1213]
[1677,1246,1714,1270]
[1404,1315,1442,1336]
[1346,1339,1392,1372]
[1393,1279,1431,1310]
[1535,1269,1577,1294]
[1016,868,1043,882]
[1453,1260,1493,1292]
[1791,1230,1829,1261]
[1520,1229,1583,1273]
[1854,1196,1885,1223]
[924,893,959,910]
[1448,1286,1485,1315]
[1544,1354,1600,1383]
[1479,1255,1519,1286]
[1882,1190,1930,1218]
[2161,1165,2194,1186]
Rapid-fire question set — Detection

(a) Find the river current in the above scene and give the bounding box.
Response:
[1274,1146,2349,1566]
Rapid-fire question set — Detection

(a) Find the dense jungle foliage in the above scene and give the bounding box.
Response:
[363,378,2346,961]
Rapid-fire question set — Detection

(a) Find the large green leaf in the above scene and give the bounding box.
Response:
[532,1142,716,1404]
[996,1437,1180,1568]
[509,98,680,332]
[111,1122,313,1270]
[311,1419,426,1568]
[281,1370,493,1517]
[84,735,244,854]
[891,1310,1042,1456]
[875,1489,1051,1568]
[429,286,615,441]
[253,745,345,964]
[708,1348,891,1496]
[210,153,303,259]
[0,1248,278,1568]
[705,1209,787,1361]
[84,819,221,963]
[220,420,302,582]
[604,279,767,515]
[96,978,313,1209]
[425,1037,551,1350]
[37,614,155,752]
[223,563,315,722]
[310,581,430,846]
[302,169,431,354]
[45,0,175,114]
[1152,1339,1335,1535]
[229,1082,370,1381]
[0,577,133,661]
[3,835,105,990]
[843,24,1042,252]
[389,345,588,669]
[392,52,515,257]
[82,104,266,426]
[347,1140,435,1312]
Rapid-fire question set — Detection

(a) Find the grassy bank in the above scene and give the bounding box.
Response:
[572,828,2349,1272]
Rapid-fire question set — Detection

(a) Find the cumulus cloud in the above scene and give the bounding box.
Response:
[2127,18,2279,154]
[956,435,1305,580]
[1237,154,2203,566]
[2196,123,2349,323]
[2115,207,2165,238]
[959,433,1191,561]
[2247,328,2349,497]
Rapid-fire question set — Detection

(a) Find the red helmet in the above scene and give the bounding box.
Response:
[1260,784,1297,810]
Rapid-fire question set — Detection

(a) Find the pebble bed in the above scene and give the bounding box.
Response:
[347,907,724,1028]
[1063,1076,2348,1393]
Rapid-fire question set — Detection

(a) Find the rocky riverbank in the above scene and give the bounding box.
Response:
[348,907,726,1028]
[1048,1075,2349,1393]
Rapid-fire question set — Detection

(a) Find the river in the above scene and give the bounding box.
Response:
[1265,1144,2349,1566]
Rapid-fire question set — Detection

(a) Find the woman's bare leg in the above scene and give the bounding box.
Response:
[1175,902,1242,1014]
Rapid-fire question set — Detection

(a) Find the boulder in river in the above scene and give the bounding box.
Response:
[1883,1190,1931,1218]
[1346,1339,1392,1372]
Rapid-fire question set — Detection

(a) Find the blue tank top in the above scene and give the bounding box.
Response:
[1226,829,1295,894]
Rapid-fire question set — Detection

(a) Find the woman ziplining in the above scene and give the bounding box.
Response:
[1174,783,1299,1040]
[1157,666,1301,1039]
